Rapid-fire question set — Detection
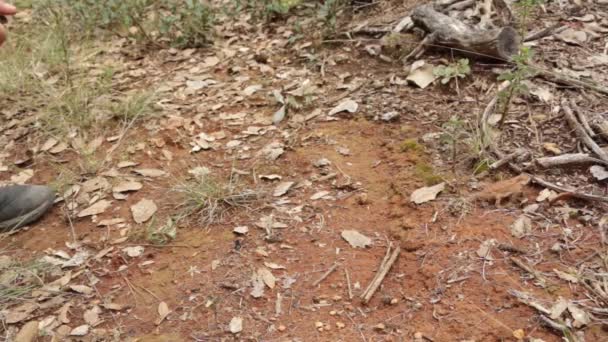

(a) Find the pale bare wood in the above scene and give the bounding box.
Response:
[536,153,608,168]
[361,245,401,304]
[411,4,520,61]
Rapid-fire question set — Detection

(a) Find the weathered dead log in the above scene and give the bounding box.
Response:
[536,153,608,168]
[411,4,520,61]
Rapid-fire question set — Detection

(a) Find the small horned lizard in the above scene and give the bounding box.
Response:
[470,174,531,207]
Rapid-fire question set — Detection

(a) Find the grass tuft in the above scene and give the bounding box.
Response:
[173,171,262,226]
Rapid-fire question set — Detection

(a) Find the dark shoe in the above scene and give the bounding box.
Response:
[0,185,55,232]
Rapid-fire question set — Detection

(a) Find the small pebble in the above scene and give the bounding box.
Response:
[278,325,286,332]
[336,322,346,329]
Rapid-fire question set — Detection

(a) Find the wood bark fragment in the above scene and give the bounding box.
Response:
[536,153,608,168]
[562,100,608,162]
[361,244,400,304]
[411,4,520,61]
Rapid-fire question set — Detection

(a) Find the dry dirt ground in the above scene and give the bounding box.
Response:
[2,0,608,341]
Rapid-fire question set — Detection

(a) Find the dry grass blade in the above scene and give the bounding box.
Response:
[0,258,49,310]
[173,172,263,226]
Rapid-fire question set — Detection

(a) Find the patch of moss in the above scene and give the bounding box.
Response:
[400,138,422,153]
[414,162,443,186]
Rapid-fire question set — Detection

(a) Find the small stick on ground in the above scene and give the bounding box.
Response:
[524,23,565,42]
[489,149,526,170]
[572,102,596,138]
[361,244,401,304]
[508,289,551,315]
[345,267,354,299]
[312,263,339,287]
[510,256,553,288]
[562,100,608,162]
[345,313,368,342]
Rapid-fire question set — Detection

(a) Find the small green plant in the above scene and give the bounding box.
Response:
[146,217,177,245]
[231,0,301,21]
[35,0,214,48]
[400,138,422,153]
[497,46,536,126]
[414,162,443,186]
[515,0,544,37]
[159,0,214,48]
[318,0,344,37]
[433,58,471,85]
[440,115,468,174]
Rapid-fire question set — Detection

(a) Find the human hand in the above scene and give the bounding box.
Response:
[0,1,17,46]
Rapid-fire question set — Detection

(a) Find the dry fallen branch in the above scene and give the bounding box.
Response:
[562,100,608,162]
[489,148,527,170]
[361,244,400,304]
[479,88,608,203]
[536,153,608,168]
[524,23,566,42]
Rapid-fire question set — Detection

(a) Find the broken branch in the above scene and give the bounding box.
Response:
[361,244,401,304]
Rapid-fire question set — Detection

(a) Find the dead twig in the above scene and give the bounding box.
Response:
[562,100,608,162]
[524,23,565,42]
[510,256,553,289]
[489,148,526,169]
[345,267,354,300]
[361,244,401,304]
[312,263,339,287]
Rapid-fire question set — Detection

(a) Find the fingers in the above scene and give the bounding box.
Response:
[0,2,17,16]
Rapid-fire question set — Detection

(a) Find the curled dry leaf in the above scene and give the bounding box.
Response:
[69,285,93,295]
[229,316,243,334]
[133,169,166,178]
[122,246,145,258]
[257,268,276,289]
[410,183,445,204]
[273,181,294,197]
[130,199,158,224]
[510,215,532,239]
[328,99,358,116]
[13,320,39,342]
[77,200,111,218]
[406,61,437,89]
[341,230,372,248]
[590,165,608,181]
[155,301,170,325]
[112,181,143,193]
[69,324,90,336]
[233,226,249,235]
